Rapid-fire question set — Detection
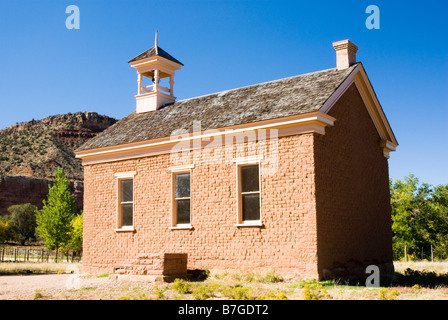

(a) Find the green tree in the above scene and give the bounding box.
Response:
[430,185,448,258]
[64,213,83,253]
[390,174,448,260]
[0,215,12,243]
[7,203,37,245]
[35,167,78,261]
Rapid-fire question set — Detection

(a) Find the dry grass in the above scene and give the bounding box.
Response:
[0,261,81,275]
[2,261,448,300]
[394,260,448,274]
[60,262,448,300]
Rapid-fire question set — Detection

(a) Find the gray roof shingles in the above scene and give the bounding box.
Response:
[128,46,184,66]
[77,64,357,152]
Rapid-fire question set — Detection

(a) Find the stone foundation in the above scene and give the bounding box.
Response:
[115,253,188,281]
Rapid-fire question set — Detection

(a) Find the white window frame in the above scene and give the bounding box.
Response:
[168,164,194,230]
[114,171,136,232]
[233,156,263,227]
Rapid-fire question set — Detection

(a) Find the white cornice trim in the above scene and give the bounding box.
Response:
[356,65,398,146]
[320,64,360,114]
[75,111,335,165]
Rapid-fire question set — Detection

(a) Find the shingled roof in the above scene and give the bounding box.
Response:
[77,64,358,152]
[128,46,184,66]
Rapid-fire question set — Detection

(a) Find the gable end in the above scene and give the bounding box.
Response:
[319,63,398,158]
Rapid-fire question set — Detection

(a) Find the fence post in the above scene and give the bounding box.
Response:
[404,244,408,262]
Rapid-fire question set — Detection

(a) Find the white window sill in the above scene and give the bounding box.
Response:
[169,224,193,230]
[235,221,263,227]
[114,227,135,232]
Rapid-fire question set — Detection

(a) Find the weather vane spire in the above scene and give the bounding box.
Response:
[155,30,158,54]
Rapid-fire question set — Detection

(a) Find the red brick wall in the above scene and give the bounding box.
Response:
[83,133,320,278]
[314,84,394,279]
[83,83,394,280]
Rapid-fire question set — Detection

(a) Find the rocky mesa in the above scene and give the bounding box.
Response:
[0,112,117,214]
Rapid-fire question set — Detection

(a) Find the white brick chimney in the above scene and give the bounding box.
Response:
[332,40,358,70]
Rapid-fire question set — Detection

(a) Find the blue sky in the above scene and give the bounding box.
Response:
[0,0,447,186]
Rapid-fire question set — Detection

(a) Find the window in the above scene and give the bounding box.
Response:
[115,171,136,231]
[119,179,134,227]
[173,172,191,227]
[238,164,261,225]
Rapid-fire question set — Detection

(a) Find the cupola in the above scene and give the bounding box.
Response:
[128,31,184,113]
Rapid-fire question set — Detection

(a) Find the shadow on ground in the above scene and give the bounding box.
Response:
[343,268,448,288]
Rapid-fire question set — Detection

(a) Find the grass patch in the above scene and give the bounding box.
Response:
[82,287,97,291]
[97,273,109,278]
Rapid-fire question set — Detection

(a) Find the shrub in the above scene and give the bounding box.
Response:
[260,271,284,283]
[172,279,190,294]
[303,283,330,300]
[256,292,288,300]
[198,269,210,280]
[379,288,400,300]
[34,289,45,300]
[192,286,212,300]
[154,285,166,299]
[222,284,253,300]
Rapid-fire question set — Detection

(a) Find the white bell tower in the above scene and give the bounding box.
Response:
[128,31,183,113]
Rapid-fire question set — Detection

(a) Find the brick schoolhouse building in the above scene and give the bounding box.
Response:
[75,37,398,280]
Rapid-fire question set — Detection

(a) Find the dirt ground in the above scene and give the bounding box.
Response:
[0,273,112,300]
[1,261,448,300]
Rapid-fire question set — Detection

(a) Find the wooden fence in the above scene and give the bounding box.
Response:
[0,247,81,263]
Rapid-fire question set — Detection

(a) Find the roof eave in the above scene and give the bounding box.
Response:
[319,62,398,152]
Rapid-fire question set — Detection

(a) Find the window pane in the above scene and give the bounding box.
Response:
[242,194,260,221]
[176,199,190,224]
[121,203,133,226]
[241,165,259,192]
[121,179,133,202]
[175,173,190,198]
